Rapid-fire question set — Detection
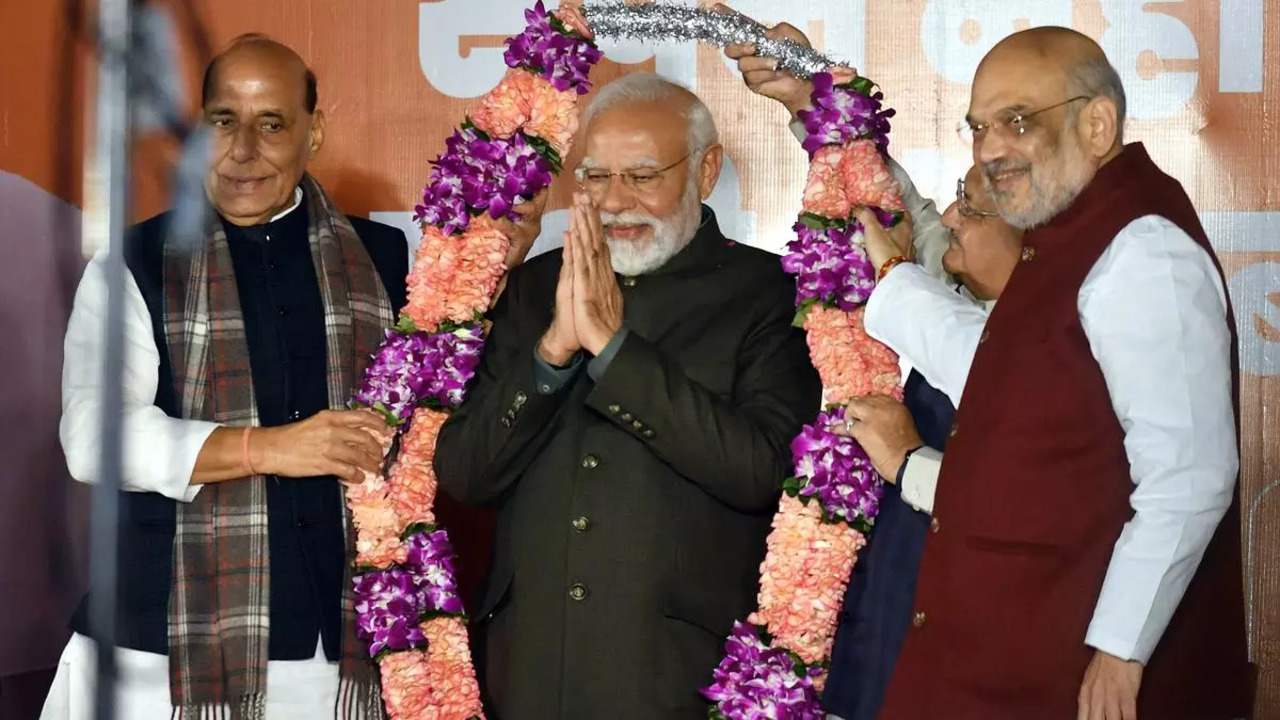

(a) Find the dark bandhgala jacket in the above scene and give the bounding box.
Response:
[880,144,1251,720]
[434,208,822,720]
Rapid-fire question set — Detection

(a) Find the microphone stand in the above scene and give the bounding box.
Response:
[85,0,132,718]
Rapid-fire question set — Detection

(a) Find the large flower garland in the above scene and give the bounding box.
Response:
[344,2,597,717]
[344,3,907,718]
[701,71,905,717]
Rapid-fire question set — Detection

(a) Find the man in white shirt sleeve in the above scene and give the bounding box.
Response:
[43,35,406,720]
[853,27,1250,720]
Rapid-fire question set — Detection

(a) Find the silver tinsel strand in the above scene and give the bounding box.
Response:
[582,2,843,79]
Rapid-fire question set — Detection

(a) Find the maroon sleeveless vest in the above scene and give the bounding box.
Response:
[878,144,1251,720]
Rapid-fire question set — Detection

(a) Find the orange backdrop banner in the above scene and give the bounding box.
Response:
[1,0,1276,716]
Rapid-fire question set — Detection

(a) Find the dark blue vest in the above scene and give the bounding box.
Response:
[822,370,956,720]
[69,205,407,661]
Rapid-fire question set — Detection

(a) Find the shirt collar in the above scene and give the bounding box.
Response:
[269,186,304,224]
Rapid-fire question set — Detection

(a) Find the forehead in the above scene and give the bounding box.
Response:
[205,48,307,110]
[583,103,686,165]
[968,50,1067,120]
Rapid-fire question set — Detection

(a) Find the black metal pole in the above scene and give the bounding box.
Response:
[88,0,132,718]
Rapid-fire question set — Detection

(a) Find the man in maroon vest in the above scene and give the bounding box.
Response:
[852,27,1251,720]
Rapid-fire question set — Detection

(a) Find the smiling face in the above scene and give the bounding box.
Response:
[940,165,1024,300]
[967,33,1108,231]
[579,98,722,275]
[202,41,323,227]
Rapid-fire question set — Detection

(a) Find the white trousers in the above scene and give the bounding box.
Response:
[39,633,340,720]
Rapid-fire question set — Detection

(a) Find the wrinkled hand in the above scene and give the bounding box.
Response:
[496,188,549,269]
[537,226,581,367]
[832,396,923,481]
[856,207,915,277]
[717,6,821,117]
[1078,650,1143,720]
[568,192,624,355]
[252,409,392,484]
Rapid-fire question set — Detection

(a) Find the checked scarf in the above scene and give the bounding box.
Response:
[162,174,393,719]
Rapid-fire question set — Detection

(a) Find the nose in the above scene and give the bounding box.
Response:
[597,175,635,215]
[941,200,962,231]
[974,128,1008,168]
[229,123,258,163]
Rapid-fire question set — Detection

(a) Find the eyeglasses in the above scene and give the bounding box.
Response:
[956,96,1091,145]
[956,177,1000,218]
[574,153,692,194]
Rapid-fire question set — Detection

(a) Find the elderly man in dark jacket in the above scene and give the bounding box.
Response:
[434,73,822,720]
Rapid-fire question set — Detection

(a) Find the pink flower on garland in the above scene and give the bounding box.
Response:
[421,617,486,718]
[552,0,593,39]
[406,218,510,332]
[840,139,904,211]
[803,305,903,404]
[379,651,434,719]
[525,77,580,157]
[349,472,407,568]
[748,494,865,665]
[471,70,581,159]
[443,216,511,327]
[470,70,536,139]
[801,145,850,219]
[387,408,447,527]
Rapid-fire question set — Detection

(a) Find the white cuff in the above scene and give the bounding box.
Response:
[900,446,943,515]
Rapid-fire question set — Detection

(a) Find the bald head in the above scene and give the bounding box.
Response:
[202,35,317,114]
[980,27,1125,136]
[201,34,325,227]
[967,27,1126,230]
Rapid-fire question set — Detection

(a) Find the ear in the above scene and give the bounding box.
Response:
[697,144,724,200]
[1078,96,1118,159]
[309,109,326,158]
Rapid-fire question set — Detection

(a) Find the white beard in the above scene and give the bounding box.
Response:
[603,177,703,276]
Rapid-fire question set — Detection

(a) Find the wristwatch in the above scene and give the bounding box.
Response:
[895,445,925,486]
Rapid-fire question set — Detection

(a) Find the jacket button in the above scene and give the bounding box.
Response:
[581,454,599,469]
[631,420,644,431]
[513,391,527,407]
[930,517,940,534]
[622,277,637,288]
[642,429,655,439]
[1021,246,1036,262]
[608,404,621,415]
[620,412,633,422]
[912,611,927,628]
[569,583,588,601]
[571,516,589,532]
[500,417,513,428]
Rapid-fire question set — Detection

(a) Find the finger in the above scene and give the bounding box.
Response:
[336,426,386,461]
[1088,685,1106,720]
[330,441,383,477]
[1121,689,1138,720]
[584,198,606,254]
[843,398,868,422]
[336,408,391,433]
[572,200,598,277]
[1105,690,1124,720]
[764,21,809,45]
[740,61,780,80]
[559,232,574,281]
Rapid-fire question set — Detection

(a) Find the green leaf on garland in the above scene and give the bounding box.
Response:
[524,131,564,172]
[399,520,440,538]
[792,299,816,328]
[394,313,420,335]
